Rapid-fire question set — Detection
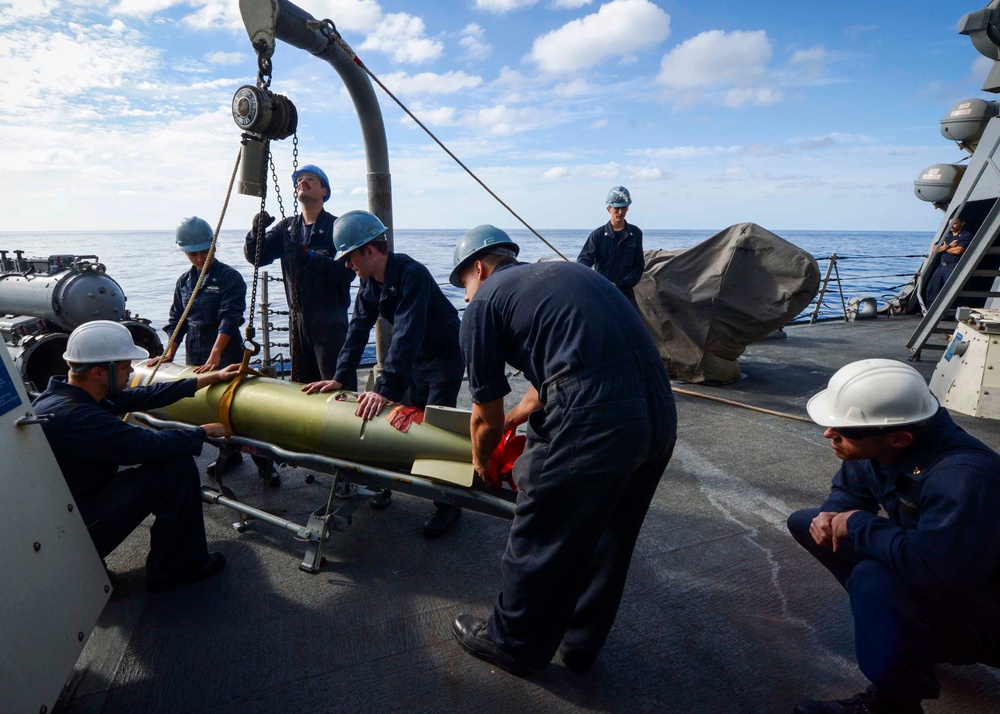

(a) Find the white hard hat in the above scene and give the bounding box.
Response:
[63,320,149,364]
[806,359,939,429]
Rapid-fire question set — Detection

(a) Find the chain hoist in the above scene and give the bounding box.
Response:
[231,40,301,372]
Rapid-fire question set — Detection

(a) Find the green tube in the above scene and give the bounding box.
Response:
[131,363,475,485]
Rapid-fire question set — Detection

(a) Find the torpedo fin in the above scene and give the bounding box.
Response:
[422,405,471,437]
[411,459,475,487]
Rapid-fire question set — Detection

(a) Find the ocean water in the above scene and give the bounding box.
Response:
[0,228,934,363]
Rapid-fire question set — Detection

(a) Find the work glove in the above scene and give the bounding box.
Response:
[252,210,275,233]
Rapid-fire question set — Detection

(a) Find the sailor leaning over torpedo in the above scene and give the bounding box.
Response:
[33,321,239,593]
[577,185,645,311]
[301,210,466,538]
[449,225,677,675]
[245,163,355,383]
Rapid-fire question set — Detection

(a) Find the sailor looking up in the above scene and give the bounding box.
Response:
[577,185,645,310]
[33,321,239,593]
[244,164,355,383]
[301,210,466,538]
[788,359,1000,714]
[449,225,676,676]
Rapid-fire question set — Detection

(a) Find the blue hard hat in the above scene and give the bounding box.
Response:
[333,210,389,261]
[175,216,214,253]
[449,225,520,287]
[606,186,632,207]
[292,164,331,202]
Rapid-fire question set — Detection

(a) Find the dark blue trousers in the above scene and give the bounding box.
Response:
[293,312,347,383]
[78,456,210,584]
[924,262,956,307]
[488,361,676,669]
[788,508,1000,702]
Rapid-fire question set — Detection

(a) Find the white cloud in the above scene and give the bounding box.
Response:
[459,23,492,61]
[632,167,662,181]
[204,50,245,65]
[552,0,593,8]
[530,0,670,75]
[724,87,781,107]
[591,118,608,129]
[658,29,771,89]
[112,0,181,16]
[381,70,482,96]
[181,0,242,30]
[461,103,548,136]
[0,23,159,111]
[543,166,570,179]
[656,29,781,107]
[0,0,60,25]
[403,104,457,127]
[360,12,443,63]
[474,0,538,13]
[788,45,826,84]
[554,78,591,97]
[315,0,382,33]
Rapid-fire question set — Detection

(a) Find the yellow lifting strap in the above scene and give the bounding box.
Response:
[216,341,262,433]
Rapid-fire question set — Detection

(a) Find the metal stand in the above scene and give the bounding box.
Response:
[133,413,516,573]
[809,254,848,323]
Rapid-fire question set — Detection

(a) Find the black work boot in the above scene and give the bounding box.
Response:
[369,488,392,509]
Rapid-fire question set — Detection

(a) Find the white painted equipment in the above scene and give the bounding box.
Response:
[930,307,1000,418]
[0,344,111,712]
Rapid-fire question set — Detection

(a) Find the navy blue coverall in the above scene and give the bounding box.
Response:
[333,252,464,407]
[577,221,645,308]
[34,376,213,585]
[461,260,676,670]
[787,408,1000,704]
[245,210,355,382]
[166,259,246,367]
[925,227,973,306]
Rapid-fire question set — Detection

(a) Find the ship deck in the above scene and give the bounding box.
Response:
[56,315,1000,714]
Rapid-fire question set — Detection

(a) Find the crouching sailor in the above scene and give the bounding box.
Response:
[449,226,677,676]
[788,359,1000,714]
[33,320,240,593]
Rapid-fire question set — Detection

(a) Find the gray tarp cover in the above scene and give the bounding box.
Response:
[635,222,820,384]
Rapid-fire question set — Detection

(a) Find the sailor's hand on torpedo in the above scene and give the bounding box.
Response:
[355,391,388,420]
[146,344,177,367]
[301,379,342,394]
[201,423,232,439]
[215,363,241,380]
[193,357,222,374]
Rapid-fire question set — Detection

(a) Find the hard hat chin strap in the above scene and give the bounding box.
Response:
[106,361,119,400]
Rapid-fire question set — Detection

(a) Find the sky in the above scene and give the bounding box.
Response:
[0,0,995,233]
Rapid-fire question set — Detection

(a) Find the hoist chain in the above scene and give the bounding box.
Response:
[255,43,272,90]
[247,184,267,343]
[291,133,299,216]
[268,153,286,221]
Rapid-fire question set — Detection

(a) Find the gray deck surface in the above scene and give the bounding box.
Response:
[55,315,1000,713]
